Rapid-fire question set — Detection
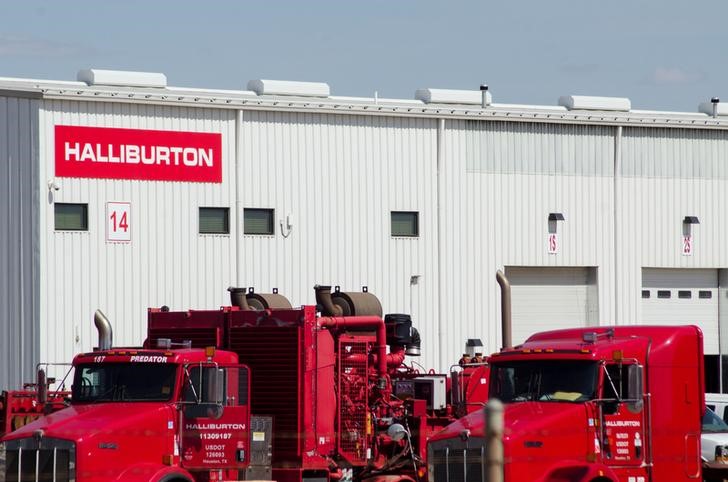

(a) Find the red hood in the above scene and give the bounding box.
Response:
[3,402,175,443]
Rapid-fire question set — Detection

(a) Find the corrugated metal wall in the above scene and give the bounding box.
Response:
[617,127,728,325]
[0,95,39,390]
[443,120,616,357]
[240,111,441,370]
[38,100,237,376]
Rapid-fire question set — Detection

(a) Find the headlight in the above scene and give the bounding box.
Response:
[715,445,728,463]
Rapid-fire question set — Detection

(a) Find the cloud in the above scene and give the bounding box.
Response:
[651,67,703,85]
[0,34,93,58]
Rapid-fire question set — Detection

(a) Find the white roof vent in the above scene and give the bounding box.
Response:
[698,98,727,117]
[415,88,492,105]
[77,69,167,88]
[247,79,330,97]
[558,95,631,112]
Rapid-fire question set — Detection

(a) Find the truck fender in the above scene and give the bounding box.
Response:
[361,476,416,482]
[540,462,619,482]
[113,463,194,482]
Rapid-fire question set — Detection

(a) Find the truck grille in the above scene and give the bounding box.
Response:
[2,438,75,482]
[428,438,484,482]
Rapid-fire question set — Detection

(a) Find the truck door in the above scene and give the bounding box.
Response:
[180,364,250,472]
[599,362,648,477]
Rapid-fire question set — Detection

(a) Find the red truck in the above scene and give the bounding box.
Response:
[0,286,488,482]
[427,324,705,482]
[1,311,252,482]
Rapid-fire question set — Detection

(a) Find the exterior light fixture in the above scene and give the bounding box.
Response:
[547,213,565,254]
[682,216,699,256]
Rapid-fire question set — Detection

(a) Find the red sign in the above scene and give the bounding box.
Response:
[682,235,693,256]
[547,233,558,254]
[55,125,222,183]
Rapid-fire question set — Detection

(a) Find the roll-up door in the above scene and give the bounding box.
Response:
[641,268,718,354]
[505,266,599,346]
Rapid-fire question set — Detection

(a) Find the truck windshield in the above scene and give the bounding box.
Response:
[72,363,177,402]
[489,360,598,403]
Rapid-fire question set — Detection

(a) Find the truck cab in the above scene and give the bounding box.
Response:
[0,347,250,482]
[427,325,704,482]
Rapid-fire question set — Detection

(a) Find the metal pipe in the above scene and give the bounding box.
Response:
[94,309,113,350]
[228,287,252,310]
[320,316,387,377]
[343,346,406,369]
[314,285,343,316]
[495,270,512,349]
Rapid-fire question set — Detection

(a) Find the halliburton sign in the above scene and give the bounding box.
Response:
[55,125,223,183]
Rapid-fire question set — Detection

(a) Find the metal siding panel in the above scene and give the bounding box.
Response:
[240,111,440,370]
[0,96,39,389]
[443,120,615,359]
[38,100,237,375]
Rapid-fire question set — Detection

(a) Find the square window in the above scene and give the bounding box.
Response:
[199,207,230,234]
[700,291,713,299]
[391,211,419,237]
[657,290,671,299]
[678,290,692,299]
[244,208,274,235]
[641,290,650,299]
[55,203,88,231]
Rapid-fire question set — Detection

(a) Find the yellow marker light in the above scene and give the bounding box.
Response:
[522,349,531,353]
[534,349,542,353]
[612,350,624,361]
[205,346,216,358]
[580,349,590,354]
[162,454,174,465]
[545,348,554,353]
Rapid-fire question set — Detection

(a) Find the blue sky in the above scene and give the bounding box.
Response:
[1,0,726,112]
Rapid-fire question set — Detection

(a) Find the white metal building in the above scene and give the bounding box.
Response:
[2,69,728,391]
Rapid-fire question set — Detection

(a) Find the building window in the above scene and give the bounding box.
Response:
[55,203,88,231]
[199,207,229,234]
[700,291,713,299]
[641,290,650,299]
[391,211,419,237]
[244,208,274,235]
[657,290,671,299]
[678,290,692,299]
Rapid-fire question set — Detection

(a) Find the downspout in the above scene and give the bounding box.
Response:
[614,125,622,325]
[436,117,445,369]
[235,109,243,288]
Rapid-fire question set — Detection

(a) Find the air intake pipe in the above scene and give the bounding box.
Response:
[496,270,512,349]
[228,287,252,310]
[314,285,383,317]
[94,309,113,350]
[407,327,421,356]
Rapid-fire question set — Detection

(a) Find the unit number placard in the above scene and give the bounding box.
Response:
[107,202,131,242]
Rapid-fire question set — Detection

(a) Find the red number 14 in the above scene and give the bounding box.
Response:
[111,211,129,232]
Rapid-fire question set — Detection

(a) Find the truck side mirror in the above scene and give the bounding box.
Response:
[204,368,225,406]
[626,364,644,413]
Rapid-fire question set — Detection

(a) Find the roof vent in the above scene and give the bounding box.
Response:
[558,95,631,112]
[247,79,330,97]
[698,98,727,117]
[415,88,492,106]
[77,69,167,88]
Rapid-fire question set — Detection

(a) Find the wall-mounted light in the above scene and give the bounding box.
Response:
[682,216,699,256]
[547,213,565,254]
[465,338,483,357]
[548,212,565,234]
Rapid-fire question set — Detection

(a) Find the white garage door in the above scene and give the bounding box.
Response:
[505,266,599,346]
[641,268,719,354]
